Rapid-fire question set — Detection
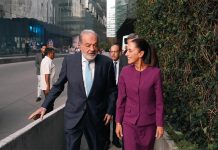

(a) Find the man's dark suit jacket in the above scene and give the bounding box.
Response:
[42,52,117,129]
[35,52,43,75]
[119,54,128,74]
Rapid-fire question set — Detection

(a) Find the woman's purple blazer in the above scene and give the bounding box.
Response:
[116,65,164,127]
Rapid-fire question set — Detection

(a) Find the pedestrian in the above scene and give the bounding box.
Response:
[108,44,122,148]
[40,47,55,113]
[25,42,30,57]
[116,38,164,150]
[35,44,46,102]
[28,30,117,150]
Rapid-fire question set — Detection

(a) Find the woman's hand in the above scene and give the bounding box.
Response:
[155,126,164,139]
[116,123,123,140]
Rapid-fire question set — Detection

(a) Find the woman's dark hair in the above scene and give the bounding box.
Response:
[44,47,55,56]
[40,43,47,48]
[131,38,158,66]
[150,45,159,67]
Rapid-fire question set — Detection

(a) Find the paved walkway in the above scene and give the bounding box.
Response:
[0,53,67,64]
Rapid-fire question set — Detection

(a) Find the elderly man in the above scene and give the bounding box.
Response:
[29,30,117,150]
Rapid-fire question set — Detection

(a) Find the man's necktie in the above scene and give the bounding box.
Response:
[85,61,93,96]
[114,61,117,81]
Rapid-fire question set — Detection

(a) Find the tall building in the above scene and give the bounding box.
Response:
[106,0,137,44]
[0,0,54,24]
[84,0,106,41]
[0,0,107,55]
[53,0,85,35]
[116,0,136,34]
[53,0,106,41]
[0,0,74,55]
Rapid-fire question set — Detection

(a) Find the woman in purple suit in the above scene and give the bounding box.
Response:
[115,38,164,150]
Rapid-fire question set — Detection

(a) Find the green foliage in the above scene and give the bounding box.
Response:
[99,42,110,52]
[177,140,199,150]
[135,0,218,148]
[166,123,199,149]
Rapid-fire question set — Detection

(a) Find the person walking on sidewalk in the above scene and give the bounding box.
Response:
[35,44,46,102]
[108,44,122,148]
[25,42,30,57]
[40,47,55,113]
[28,30,117,150]
[116,38,164,150]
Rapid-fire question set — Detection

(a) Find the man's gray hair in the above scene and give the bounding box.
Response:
[127,33,139,40]
[79,29,99,43]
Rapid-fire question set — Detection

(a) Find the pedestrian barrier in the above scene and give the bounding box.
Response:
[0,104,177,150]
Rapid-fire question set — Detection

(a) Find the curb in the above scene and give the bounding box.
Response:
[0,54,68,64]
[154,131,178,150]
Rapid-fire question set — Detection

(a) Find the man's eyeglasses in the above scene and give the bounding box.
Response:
[109,51,120,53]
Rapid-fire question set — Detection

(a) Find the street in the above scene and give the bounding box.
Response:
[0,58,66,140]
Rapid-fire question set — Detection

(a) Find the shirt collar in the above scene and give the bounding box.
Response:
[45,56,52,61]
[82,54,87,63]
[113,59,119,63]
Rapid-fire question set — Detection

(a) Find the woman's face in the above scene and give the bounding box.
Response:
[125,41,143,64]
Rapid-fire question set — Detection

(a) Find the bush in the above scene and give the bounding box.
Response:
[135,0,218,148]
[99,42,111,52]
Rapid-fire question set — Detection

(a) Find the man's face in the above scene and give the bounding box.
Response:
[79,33,98,61]
[72,36,79,49]
[109,45,120,61]
[41,46,46,53]
[48,51,55,60]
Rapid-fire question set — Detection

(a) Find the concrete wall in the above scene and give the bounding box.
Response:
[0,105,66,150]
[0,104,178,150]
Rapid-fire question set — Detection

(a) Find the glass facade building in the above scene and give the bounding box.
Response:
[54,0,106,41]
[0,0,107,55]
[113,0,137,44]
[0,0,54,23]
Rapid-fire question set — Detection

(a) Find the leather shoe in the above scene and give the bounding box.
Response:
[104,140,111,150]
[36,97,41,102]
[112,140,122,148]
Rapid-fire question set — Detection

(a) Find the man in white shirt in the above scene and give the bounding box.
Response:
[108,44,122,148]
[40,47,55,112]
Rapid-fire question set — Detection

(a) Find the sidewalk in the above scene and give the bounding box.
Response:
[0,53,68,64]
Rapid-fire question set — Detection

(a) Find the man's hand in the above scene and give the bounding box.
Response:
[116,123,123,140]
[103,114,112,125]
[28,107,47,120]
[155,126,164,139]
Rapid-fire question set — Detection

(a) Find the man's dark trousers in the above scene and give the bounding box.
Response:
[65,107,108,150]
